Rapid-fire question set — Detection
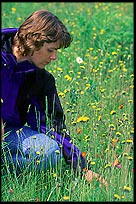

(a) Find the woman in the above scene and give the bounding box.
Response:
[1,10,107,188]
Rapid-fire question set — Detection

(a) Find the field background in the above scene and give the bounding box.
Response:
[1,2,134,202]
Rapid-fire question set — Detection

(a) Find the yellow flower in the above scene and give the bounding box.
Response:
[64,75,72,81]
[36,151,41,155]
[110,110,116,115]
[116,132,121,136]
[32,135,37,139]
[90,161,95,165]
[77,116,89,122]
[104,164,111,168]
[55,150,60,154]
[112,51,117,55]
[63,196,70,200]
[11,7,16,13]
[53,173,57,178]
[124,186,131,192]
[114,194,120,199]
[58,92,65,98]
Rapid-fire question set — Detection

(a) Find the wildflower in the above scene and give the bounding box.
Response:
[55,150,60,154]
[36,151,40,155]
[1,98,3,103]
[98,116,102,121]
[127,156,133,161]
[110,110,116,115]
[32,135,37,139]
[100,29,105,34]
[123,186,131,192]
[64,74,72,81]
[128,99,133,103]
[77,116,89,122]
[63,196,70,200]
[112,159,119,166]
[36,160,40,164]
[9,188,14,194]
[76,128,82,134]
[17,17,22,21]
[114,194,120,199]
[81,152,86,157]
[11,7,16,13]
[116,132,121,136]
[58,92,65,98]
[16,128,23,133]
[118,104,124,109]
[122,139,133,144]
[53,173,57,178]
[59,144,62,148]
[80,65,85,69]
[104,164,111,168]
[112,138,119,147]
[51,135,55,139]
[109,124,115,130]
[71,120,76,125]
[76,57,83,64]
[90,161,95,165]
[112,51,117,55]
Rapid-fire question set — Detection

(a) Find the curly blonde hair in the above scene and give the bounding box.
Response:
[13,10,72,56]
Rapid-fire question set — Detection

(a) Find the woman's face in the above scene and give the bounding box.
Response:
[27,41,60,69]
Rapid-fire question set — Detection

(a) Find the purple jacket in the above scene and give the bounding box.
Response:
[1,28,86,170]
[1,28,67,135]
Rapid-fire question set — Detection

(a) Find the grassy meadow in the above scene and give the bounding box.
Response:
[1,2,134,202]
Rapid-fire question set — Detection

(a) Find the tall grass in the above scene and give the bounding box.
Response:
[1,2,134,201]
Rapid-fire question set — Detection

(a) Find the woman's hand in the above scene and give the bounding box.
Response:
[84,169,108,190]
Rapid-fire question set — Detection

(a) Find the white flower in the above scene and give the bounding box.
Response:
[76,57,83,64]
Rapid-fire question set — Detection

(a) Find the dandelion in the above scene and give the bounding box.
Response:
[124,186,131,192]
[51,135,55,139]
[114,194,120,199]
[122,139,133,144]
[77,116,89,122]
[76,57,83,64]
[64,74,72,81]
[63,196,70,200]
[32,135,37,139]
[112,51,117,55]
[58,92,65,98]
[53,173,57,178]
[11,7,16,13]
[55,150,60,154]
[109,124,115,130]
[110,110,116,115]
[127,156,133,161]
[17,17,22,21]
[36,160,40,165]
[90,161,95,165]
[36,151,41,155]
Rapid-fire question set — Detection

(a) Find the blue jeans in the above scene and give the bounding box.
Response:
[2,126,62,174]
